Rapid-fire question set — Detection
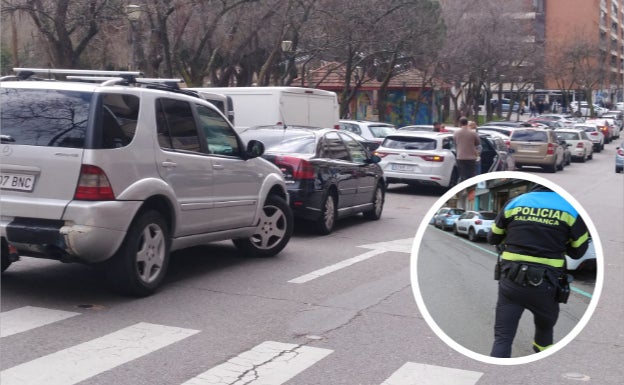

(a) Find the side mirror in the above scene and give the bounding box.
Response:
[244,139,265,159]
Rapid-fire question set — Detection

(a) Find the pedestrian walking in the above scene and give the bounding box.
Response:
[487,185,590,358]
[529,101,537,117]
[453,117,481,182]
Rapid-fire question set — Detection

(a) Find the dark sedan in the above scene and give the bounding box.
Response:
[240,127,385,234]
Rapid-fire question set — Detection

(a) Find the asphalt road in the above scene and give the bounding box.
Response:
[0,135,622,384]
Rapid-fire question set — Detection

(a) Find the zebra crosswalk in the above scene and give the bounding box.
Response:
[0,306,483,385]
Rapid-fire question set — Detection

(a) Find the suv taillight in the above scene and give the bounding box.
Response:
[547,143,555,155]
[576,142,583,148]
[475,219,482,225]
[74,165,115,200]
[274,156,315,180]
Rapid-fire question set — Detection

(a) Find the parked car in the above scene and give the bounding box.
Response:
[509,128,565,172]
[584,118,615,143]
[482,121,533,129]
[240,126,385,235]
[339,120,397,144]
[616,140,624,173]
[554,129,594,162]
[526,117,566,129]
[0,69,294,296]
[566,238,597,271]
[375,132,458,189]
[537,114,577,127]
[490,98,519,112]
[433,207,465,230]
[573,123,605,152]
[453,210,497,242]
[569,101,608,117]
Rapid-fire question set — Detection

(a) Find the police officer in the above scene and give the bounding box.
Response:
[487,184,589,358]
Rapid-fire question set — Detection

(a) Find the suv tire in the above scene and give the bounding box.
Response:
[104,210,170,297]
[233,195,293,257]
[363,183,384,220]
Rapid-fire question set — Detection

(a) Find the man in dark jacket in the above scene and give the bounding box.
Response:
[487,185,589,358]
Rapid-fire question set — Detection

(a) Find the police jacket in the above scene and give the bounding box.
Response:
[487,190,589,269]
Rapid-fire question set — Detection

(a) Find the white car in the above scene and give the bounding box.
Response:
[554,129,594,162]
[453,210,497,242]
[566,238,596,271]
[339,119,397,144]
[569,101,608,117]
[375,131,458,188]
[573,123,605,152]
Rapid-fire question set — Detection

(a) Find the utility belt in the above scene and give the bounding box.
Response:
[494,260,572,303]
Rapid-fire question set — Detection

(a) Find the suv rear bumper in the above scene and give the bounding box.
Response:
[0,200,142,263]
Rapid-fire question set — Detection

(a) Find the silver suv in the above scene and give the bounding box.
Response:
[0,69,293,296]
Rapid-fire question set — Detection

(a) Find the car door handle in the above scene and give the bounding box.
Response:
[213,164,224,170]
[161,161,177,168]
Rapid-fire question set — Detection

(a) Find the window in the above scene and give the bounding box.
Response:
[196,104,240,156]
[383,136,437,150]
[100,93,139,149]
[0,88,90,148]
[320,132,350,160]
[156,98,201,152]
[339,122,361,135]
[339,132,368,163]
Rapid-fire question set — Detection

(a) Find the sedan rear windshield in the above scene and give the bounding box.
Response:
[266,135,316,154]
[556,132,580,140]
[511,130,548,142]
[382,136,437,150]
[1,88,91,148]
[479,212,497,220]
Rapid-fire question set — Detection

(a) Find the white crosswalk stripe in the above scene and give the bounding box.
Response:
[0,322,200,385]
[0,306,80,338]
[181,341,333,385]
[1,306,485,385]
[380,362,483,385]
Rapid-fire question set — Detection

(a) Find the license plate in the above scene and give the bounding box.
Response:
[391,164,415,172]
[0,173,36,191]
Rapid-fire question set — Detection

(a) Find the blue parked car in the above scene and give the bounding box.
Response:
[433,207,466,230]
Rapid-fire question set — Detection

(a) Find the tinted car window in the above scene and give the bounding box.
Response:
[156,98,201,152]
[0,88,90,148]
[511,130,548,142]
[383,136,437,150]
[101,93,139,149]
[449,209,465,215]
[479,212,497,220]
[320,131,350,160]
[339,132,368,163]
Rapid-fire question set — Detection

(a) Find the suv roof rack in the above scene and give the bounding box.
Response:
[13,68,143,82]
[7,68,202,99]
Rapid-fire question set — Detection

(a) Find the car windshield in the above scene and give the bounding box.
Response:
[0,88,91,148]
[382,136,437,150]
[449,209,465,215]
[369,125,396,138]
[511,130,548,142]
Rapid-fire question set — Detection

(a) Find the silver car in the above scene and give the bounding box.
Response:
[0,69,293,296]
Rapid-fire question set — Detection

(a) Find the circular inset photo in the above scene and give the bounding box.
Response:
[411,171,603,365]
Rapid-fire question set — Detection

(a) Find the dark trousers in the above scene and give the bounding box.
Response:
[490,276,559,358]
[456,159,477,182]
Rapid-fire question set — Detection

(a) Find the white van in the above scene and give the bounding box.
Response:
[188,86,340,130]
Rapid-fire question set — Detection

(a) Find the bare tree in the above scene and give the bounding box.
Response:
[1,0,118,69]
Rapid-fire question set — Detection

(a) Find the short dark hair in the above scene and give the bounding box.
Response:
[459,117,468,126]
[433,121,440,125]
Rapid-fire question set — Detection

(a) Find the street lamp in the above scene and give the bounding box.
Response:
[281,40,294,86]
[126,4,142,70]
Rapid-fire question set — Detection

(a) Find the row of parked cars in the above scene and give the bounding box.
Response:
[430,207,596,271]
